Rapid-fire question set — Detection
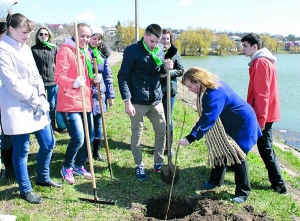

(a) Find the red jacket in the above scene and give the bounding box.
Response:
[247,56,280,127]
[55,39,92,113]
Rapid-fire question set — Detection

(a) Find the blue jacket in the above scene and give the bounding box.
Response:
[118,37,167,105]
[89,49,115,115]
[186,81,262,153]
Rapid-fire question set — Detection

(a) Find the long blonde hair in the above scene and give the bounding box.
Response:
[182,67,220,89]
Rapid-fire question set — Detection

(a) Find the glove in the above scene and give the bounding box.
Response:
[34,97,50,118]
[73,76,86,88]
[94,74,102,83]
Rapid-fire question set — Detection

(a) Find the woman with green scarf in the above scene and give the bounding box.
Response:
[88,25,115,162]
[31,27,59,135]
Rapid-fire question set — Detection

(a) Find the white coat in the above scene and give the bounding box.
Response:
[0,35,50,135]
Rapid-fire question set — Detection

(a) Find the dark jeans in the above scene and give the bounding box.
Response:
[93,113,103,140]
[256,122,285,188]
[61,112,94,168]
[45,85,58,121]
[208,159,251,199]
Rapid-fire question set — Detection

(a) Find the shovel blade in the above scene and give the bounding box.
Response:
[161,164,179,185]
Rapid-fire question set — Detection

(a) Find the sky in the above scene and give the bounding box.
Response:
[1,0,300,37]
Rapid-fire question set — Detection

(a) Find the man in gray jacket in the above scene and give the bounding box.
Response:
[118,24,173,181]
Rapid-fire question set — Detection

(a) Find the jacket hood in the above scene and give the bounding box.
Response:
[249,47,277,66]
[65,36,76,49]
[64,36,89,55]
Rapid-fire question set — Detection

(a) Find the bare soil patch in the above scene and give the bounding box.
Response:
[131,195,274,221]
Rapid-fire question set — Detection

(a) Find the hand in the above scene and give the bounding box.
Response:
[34,97,50,117]
[164,58,174,70]
[108,98,114,107]
[125,100,136,117]
[178,137,190,147]
[94,74,102,83]
[73,76,86,88]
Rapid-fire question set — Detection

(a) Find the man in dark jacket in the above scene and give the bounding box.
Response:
[118,24,173,181]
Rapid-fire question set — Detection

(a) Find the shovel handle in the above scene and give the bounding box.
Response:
[166,68,172,164]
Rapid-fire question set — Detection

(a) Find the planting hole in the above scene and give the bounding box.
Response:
[145,196,194,220]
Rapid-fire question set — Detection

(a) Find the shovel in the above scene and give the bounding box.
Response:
[161,68,179,185]
[73,22,115,205]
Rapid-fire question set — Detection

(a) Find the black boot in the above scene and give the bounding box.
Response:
[1,148,15,179]
[93,139,105,162]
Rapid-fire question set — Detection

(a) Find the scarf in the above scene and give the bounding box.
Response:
[88,46,104,64]
[80,48,94,79]
[42,41,56,49]
[142,39,163,66]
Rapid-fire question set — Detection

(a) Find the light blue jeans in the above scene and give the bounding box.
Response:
[61,112,94,168]
[10,123,55,195]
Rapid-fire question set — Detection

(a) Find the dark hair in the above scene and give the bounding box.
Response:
[145,24,162,38]
[162,29,173,44]
[241,33,262,50]
[35,26,54,44]
[6,13,35,35]
[0,22,6,35]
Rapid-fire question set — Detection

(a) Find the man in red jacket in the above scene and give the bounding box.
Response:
[241,33,287,194]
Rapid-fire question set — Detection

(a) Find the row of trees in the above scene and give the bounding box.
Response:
[112,21,288,56]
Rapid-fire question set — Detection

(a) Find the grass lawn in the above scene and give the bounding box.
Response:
[0,63,300,221]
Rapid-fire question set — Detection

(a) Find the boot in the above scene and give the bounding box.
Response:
[93,139,105,162]
[1,148,15,179]
[51,120,59,135]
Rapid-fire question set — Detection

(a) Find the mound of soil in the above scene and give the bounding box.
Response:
[131,196,274,221]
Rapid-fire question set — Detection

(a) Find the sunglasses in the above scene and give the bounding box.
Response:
[39,33,48,37]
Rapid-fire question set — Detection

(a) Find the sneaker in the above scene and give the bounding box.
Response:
[61,167,75,184]
[153,163,165,173]
[135,166,148,181]
[233,196,246,204]
[73,166,92,179]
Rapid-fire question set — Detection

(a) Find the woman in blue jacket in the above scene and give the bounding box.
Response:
[88,25,115,161]
[179,67,262,204]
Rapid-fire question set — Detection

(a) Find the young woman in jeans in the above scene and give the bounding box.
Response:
[0,13,61,204]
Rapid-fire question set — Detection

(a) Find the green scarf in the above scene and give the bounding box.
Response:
[80,48,94,79]
[142,39,163,66]
[42,41,56,49]
[88,46,104,64]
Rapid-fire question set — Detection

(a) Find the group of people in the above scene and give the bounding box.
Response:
[118,24,286,204]
[0,12,114,204]
[0,11,286,205]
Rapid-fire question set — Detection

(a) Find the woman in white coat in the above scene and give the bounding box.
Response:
[0,13,61,204]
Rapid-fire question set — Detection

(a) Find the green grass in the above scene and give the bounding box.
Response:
[0,63,300,220]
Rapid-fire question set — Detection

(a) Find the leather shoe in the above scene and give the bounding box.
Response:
[36,180,63,188]
[20,191,43,204]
